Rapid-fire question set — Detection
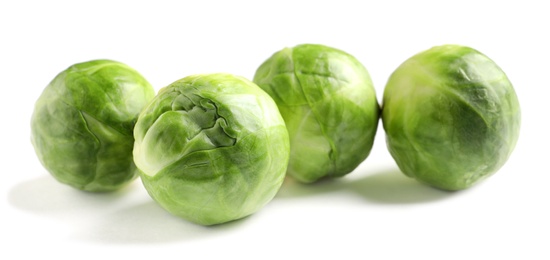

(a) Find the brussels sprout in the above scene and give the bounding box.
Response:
[133,73,289,225]
[253,44,380,183]
[382,45,521,190]
[31,60,155,192]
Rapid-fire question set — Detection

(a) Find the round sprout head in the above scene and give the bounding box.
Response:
[253,44,380,183]
[382,45,521,190]
[133,73,290,226]
[31,60,155,192]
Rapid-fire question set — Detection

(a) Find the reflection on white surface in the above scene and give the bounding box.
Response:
[277,168,456,204]
[7,168,456,245]
[9,176,133,213]
[8,176,244,244]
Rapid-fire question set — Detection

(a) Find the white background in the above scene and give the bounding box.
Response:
[1,0,548,259]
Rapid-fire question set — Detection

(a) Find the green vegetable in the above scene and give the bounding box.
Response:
[31,60,155,192]
[133,73,289,225]
[382,45,521,190]
[253,44,380,183]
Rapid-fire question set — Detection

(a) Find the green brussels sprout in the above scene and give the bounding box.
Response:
[31,60,155,192]
[133,73,289,226]
[253,44,380,183]
[382,45,521,190]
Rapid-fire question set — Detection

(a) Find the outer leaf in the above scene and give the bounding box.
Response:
[382,45,521,190]
[254,44,380,183]
[31,60,155,192]
[133,73,290,225]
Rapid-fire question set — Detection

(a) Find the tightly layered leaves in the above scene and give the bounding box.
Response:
[31,60,155,192]
[133,73,289,226]
[254,44,380,183]
[382,45,521,190]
